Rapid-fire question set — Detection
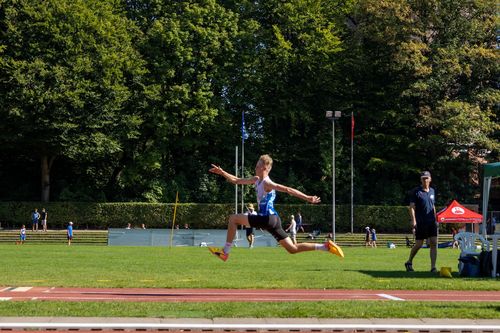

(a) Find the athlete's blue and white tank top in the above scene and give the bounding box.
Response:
[255,176,277,216]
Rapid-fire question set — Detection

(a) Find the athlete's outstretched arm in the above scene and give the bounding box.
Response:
[209,164,258,185]
[265,180,321,204]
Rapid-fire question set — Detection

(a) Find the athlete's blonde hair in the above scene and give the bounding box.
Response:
[259,154,273,169]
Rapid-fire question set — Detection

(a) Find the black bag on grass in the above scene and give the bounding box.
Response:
[458,255,480,277]
[479,250,500,277]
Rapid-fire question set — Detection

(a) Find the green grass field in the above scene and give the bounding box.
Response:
[0,244,498,318]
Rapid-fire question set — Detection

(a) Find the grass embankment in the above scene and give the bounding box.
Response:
[0,245,498,318]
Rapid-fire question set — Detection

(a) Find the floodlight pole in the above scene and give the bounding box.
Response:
[325,111,341,242]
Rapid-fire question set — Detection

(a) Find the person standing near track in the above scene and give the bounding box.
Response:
[370,228,377,248]
[296,212,304,233]
[19,225,26,244]
[405,171,438,272]
[285,214,297,245]
[208,154,344,261]
[31,208,39,232]
[67,221,73,246]
[40,208,48,232]
[364,226,371,247]
[245,204,257,248]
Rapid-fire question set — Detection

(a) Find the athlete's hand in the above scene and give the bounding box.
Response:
[308,195,321,204]
[209,164,224,175]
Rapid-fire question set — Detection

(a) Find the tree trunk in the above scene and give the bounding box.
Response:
[41,155,55,202]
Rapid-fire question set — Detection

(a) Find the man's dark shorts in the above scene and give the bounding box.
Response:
[248,214,288,242]
[245,227,254,237]
[415,223,438,240]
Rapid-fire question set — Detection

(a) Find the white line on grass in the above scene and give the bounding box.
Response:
[377,293,405,301]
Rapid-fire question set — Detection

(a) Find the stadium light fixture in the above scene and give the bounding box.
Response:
[325,111,342,242]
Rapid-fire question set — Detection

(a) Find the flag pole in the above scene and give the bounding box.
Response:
[350,112,354,234]
[241,119,244,213]
[235,146,238,214]
[241,111,248,213]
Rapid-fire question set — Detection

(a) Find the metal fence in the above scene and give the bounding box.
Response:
[108,228,278,247]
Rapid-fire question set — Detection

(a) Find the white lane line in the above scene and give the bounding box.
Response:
[11,287,33,292]
[1,322,500,331]
[0,297,12,301]
[377,293,405,301]
[0,287,11,292]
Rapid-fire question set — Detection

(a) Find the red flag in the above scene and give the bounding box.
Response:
[351,113,355,141]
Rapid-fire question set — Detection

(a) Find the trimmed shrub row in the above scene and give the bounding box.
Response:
[0,202,453,233]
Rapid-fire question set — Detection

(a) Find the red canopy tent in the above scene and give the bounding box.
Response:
[437,200,483,224]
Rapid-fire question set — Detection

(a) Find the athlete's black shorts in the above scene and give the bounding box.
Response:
[415,223,438,240]
[248,214,288,242]
[245,227,254,237]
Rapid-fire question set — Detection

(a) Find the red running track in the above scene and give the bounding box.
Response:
[0,286,499,302]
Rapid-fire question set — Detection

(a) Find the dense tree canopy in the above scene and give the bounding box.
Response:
[0,0,498,204]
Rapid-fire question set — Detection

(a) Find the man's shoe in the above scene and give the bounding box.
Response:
[405,261,414,272]
[208,247,229,262]
[325,240,344,258]
[430,267,437,273]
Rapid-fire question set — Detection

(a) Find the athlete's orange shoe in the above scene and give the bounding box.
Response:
[208,247,229,262]
[326,240,344,258]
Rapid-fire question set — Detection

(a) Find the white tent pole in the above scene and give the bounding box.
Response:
[482,177,491,237]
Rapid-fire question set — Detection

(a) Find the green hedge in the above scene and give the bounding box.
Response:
[0,202,422,233]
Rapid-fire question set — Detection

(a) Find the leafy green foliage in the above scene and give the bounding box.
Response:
[0,0,145,201]
[0,0,497,205]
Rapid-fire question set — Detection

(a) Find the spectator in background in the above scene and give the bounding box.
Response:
[245,204,258,248]
[40,208,48,232]
[371,228,377,248]
[141,223,146,229]
[285,214,297,245]
[364,226,371,247]
[67,222,73,246]
[126,223,132,229]
[451,227,459,249]
[296,212,305,233]
[19,225,26,245]
[184,223,190,229]
[31,208,40,232]
[405,236,413,248]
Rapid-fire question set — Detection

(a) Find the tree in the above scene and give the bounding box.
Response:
[0,0,145,201]
[117,0,241,202]
[342,0,499,204]
[220,0,348,203]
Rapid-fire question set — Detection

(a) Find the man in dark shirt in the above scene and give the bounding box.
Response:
[405,171,438,273]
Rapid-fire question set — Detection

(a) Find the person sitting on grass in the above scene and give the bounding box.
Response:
[207,154,344,261]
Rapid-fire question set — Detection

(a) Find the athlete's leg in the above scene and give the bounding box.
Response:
[226,214,250,244]
[279,237,317,254]
[209,214,251,261]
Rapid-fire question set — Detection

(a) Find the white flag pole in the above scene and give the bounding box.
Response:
[235,146,238,214]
